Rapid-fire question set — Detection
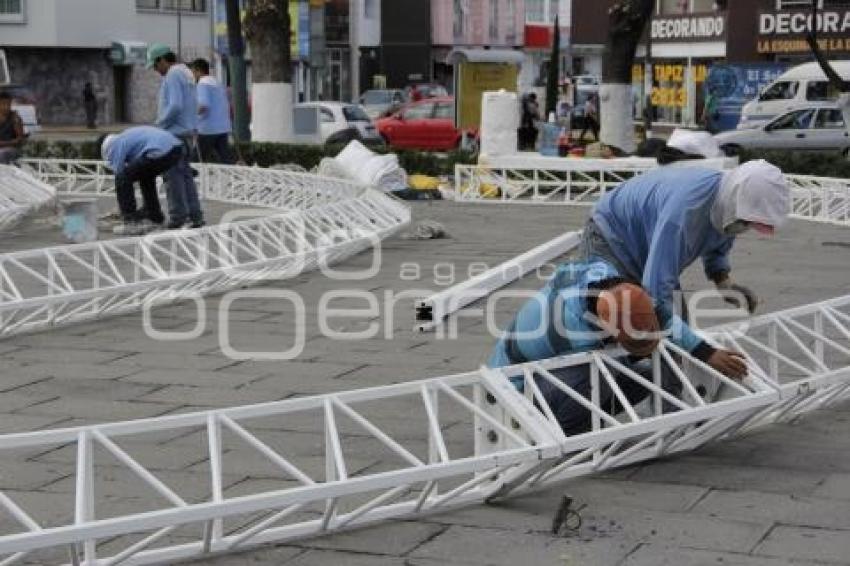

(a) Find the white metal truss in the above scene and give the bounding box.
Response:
[0,295,848,564]
[455,161,850,228]
[415,231,582,332]
[0,160,409,338]
[0,165,56,231]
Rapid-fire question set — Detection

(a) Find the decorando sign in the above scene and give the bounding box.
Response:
[651,15,725,42]
[759,10,850,36]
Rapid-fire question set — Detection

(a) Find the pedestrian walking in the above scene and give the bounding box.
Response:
[147,43,205,229]
[579,93,599,142]
[83,82,97,129]
[519,92,540,150]
[190,58,233,164]
[0,92,25,164]
[100,126,182,235]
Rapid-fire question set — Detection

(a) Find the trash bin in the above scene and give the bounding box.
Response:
[62,199,98,243]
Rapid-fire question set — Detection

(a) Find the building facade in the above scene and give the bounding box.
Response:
[432,0,525,89]
[521,0,570,91]
[1,0,213,126]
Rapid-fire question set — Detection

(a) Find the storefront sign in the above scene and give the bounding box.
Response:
[649,63,708,109]
[457,63,518,130]
[757,9,850,54]
[704,63,789,131]
[651,14,725,42]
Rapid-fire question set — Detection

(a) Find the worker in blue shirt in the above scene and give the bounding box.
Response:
[582,159,790,377]
[488,259,683,435]
[100,126,182,235]
[190,58,233,164]
[147,43,205,229]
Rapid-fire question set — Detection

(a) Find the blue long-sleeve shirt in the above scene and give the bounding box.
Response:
[156,64,197,136]
[591,167,735,351]
[104,126,181,175]
[196,76,232,135]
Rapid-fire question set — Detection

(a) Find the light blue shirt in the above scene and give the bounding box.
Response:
[591,167,736,350]
[156,64,197,136]
[196,76,232,136]
[105,126,180,175]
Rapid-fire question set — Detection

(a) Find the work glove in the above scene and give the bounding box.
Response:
[715,278,758,314]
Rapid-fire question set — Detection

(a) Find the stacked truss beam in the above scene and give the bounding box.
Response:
[0,165,56,231]
[0,295,847,564]
[0,160,409,337]
[455,161,850,227]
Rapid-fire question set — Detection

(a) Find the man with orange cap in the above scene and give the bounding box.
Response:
[487,259,677,435]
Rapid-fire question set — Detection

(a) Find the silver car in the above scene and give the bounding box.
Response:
[716,106,850,157]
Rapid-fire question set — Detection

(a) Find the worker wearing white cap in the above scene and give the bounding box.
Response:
[582,159,790,378]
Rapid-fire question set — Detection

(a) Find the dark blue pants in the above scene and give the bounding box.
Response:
[115,146,181,223]
[197,133,233,164]
[165,138,204,224]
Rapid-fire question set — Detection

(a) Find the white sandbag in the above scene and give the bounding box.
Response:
[333,140,408,193]
[480,90,519,158]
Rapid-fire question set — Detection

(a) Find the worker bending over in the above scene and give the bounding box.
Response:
[582,160,789,377]
[488,259,681,435]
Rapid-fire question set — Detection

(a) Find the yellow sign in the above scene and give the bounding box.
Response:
[457,63,518,130]
[757,37,850,54]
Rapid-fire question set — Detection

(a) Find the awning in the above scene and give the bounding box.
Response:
[446,48,525,66]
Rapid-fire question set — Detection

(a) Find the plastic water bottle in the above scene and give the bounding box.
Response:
[540,112,560,157]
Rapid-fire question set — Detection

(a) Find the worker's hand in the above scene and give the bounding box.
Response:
[715,279,758,314]
[707,349,748,380]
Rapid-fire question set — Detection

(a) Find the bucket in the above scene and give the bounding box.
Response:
[62,199,98,243]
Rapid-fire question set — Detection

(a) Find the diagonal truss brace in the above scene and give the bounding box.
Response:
[0,295,847,564]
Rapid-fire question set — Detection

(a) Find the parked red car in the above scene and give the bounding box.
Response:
[376,97,476,151]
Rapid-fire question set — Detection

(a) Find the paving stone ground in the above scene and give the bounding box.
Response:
[0,197,849,565]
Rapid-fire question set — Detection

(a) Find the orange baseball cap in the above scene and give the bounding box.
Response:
[596,283,660,357]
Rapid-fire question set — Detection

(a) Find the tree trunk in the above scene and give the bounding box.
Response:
[225,0,250,142]
[244,0,292,142]
[600,0,654,154]
[545,16,561,118]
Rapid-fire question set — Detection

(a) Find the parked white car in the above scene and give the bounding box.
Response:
[738,61,850,130]
[716,106,850,157]
[294,102,383,147]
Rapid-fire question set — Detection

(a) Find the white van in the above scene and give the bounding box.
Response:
[737,61,850,129]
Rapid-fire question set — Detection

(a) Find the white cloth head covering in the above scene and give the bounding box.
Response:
[710,159,790,233]
[101,134,117,162]
[667,128,723,158]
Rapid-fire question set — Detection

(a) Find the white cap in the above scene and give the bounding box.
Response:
[667,128,722,158]
[711,159,790,232]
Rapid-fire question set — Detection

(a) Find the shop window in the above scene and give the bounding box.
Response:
[454,0,466,40]
[814,108,845,129]
[660,0,689,14]
[759,81,799,101]
[364,0,375,19]
[505,0,516,42]
[691,0,715,12]
[136,0,206,12]
[770,108,815,130]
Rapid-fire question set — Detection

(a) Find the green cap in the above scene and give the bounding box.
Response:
[146,43,172,69]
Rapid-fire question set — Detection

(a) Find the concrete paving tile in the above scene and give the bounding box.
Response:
[13,378,158,403]
[622,545,821,566]
[2,361,140,381]
[19,398,179,423]
[292,521,446,556]
[754,525,850,564]
[119,368,264,388]
[139,385,286,408]
[186,546,305,565]
[628,457,826,496]
[0,413,69,434]
[0,347,130,365]
[279,549,407,566]
[110,352,235,371]
[812,473,850,500]
[408,524,636,565]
